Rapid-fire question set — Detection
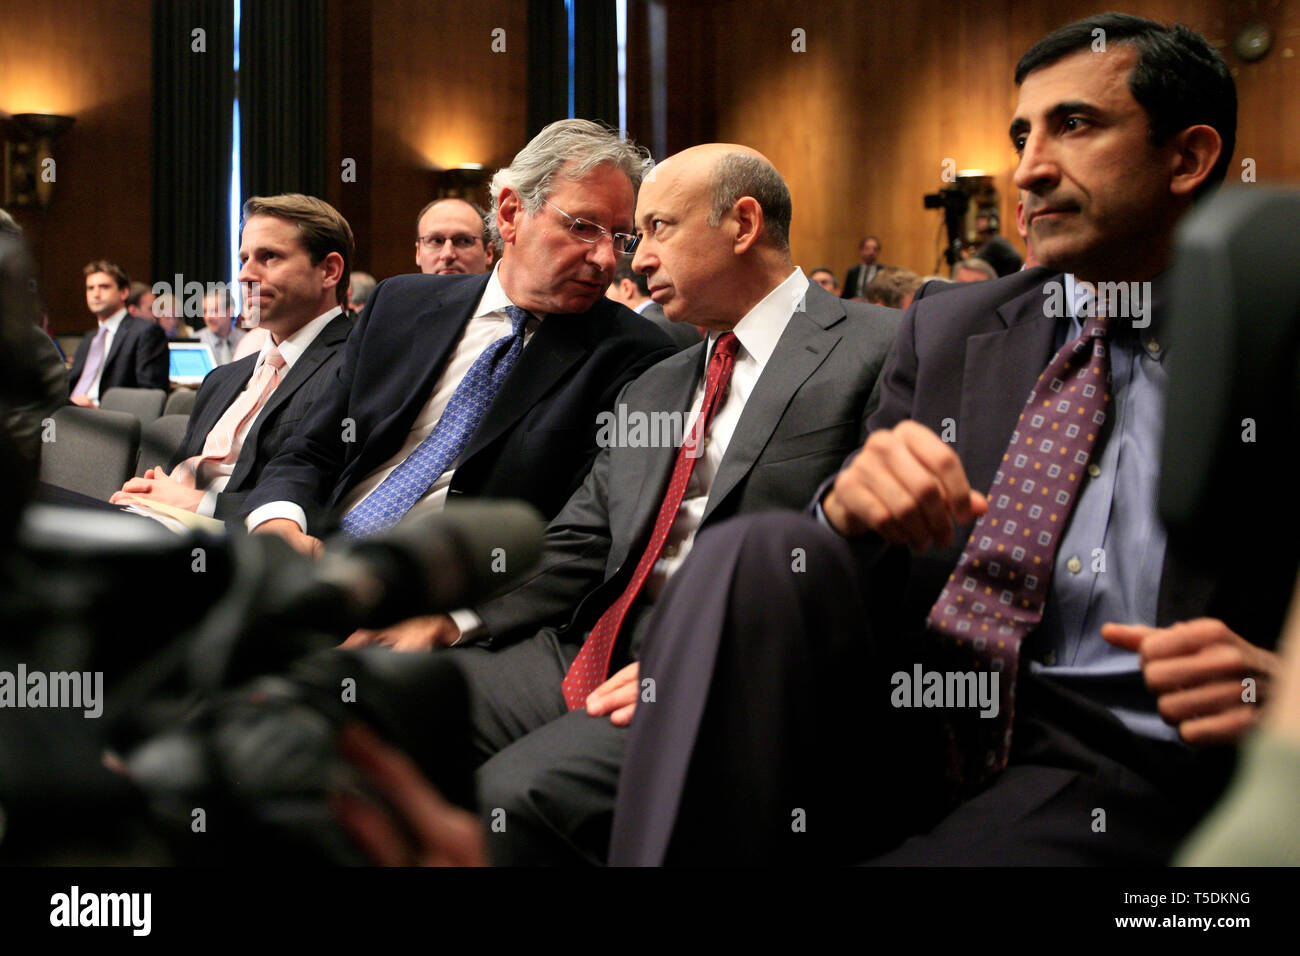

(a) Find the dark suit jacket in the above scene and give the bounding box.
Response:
[842,262,887,299]
[639,301,701,351]
[243,272,675,532]
[472,281,901,647]
[68,314,169,395]
[167,313,353,521]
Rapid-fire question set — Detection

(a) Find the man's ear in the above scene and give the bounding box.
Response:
[483,241,496,267]
[319,251,346,292]
[1168,124,1223,198]
[496,188,522,245]
[730,196,763,254]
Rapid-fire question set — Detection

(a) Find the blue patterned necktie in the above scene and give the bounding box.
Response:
[341,305,531,537]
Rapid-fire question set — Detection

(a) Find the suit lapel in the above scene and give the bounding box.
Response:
[701,285,844,524]
[228,315,349,488]
[184,358,254,460]
[102,316,136,380]
[956,276,1060,494]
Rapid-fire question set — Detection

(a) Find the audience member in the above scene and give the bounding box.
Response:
[953,257,997,282]
[415,198,495,275]
[111,194,355,520]
[151,292,195,339]
[609,13,1259,867]
[69,260,169,406]
[348,270,376,315]
[604,256,700,350]
[842,234,886,299]
[243,119,675,556]
[346,144,901,866]
[973,209,1024,276]
[126,281,156,322]
[197,289,246,365]
[865,266,923,309]
[809,267,840,296]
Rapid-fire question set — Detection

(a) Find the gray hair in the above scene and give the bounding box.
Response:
[955,257,997,280]
[487,119,651,246]
[0,208,21,237]
[705,152,792,252]
[349,270,377,308]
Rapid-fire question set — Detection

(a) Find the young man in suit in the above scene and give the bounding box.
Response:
[348,144,901,865]
[110,194,354,521]
[609,14,1278,866]
[69,260,169,405]
[243,119,675,555]
[842,235,885,299]
[605,256,701,351]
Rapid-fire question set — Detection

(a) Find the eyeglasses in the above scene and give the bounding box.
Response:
[543,199,639,256]
[418,233,482,251]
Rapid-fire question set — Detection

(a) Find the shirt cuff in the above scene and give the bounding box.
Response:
[447,608,484,646]
[246,501,308,534]
[197,490,219,518]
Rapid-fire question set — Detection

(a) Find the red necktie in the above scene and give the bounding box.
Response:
[927,311,1111,786]
[561,332,741,710]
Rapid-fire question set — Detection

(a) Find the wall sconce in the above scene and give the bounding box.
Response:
[430,163,489,202]
[3,112,75,209]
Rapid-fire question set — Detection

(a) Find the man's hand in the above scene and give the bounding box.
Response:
[822,420,987,549]
[69,394,97,408]
[1102,618,1281,746]
[584,662,639,726]
[342,614,460,652]
[252,517,325,559]
[334,723,485,867]
[109,467,205,512]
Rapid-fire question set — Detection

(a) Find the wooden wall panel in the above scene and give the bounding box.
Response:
[646,0,1299,284]
[0,0,153,332]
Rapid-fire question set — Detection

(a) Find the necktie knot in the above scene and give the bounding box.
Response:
[712,331,740,363]
[264,348,286,371]
[504,305,531,336]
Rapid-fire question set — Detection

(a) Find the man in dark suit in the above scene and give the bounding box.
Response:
[349,144,900,865]
[110,194,354,521]
[605,256,701,350]
[243,120,674,556]
[609,14,1278,866]
[842,235,886,299]
[69,260,169,405]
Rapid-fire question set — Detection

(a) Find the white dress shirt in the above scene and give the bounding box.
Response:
[195,307,341,517]
[246,266,536,534]
[450,267,807,639]
[84,308,128,402]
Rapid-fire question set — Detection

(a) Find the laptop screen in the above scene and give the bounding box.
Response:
[168,343,216,384]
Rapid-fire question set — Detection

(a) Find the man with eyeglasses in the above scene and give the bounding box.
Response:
[243,119,675,555]
[414,198,496,276]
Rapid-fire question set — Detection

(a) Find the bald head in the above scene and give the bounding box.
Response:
[631,144,795,330]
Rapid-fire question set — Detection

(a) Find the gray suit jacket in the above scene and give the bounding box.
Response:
[640,301,702,351]
[472,281,901,646]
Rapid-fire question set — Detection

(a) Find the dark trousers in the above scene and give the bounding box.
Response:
[609,512,1225,866]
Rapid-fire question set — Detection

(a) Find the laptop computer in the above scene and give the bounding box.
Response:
[167,341,217,386]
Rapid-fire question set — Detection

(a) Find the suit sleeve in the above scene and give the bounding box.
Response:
[240,305,367,528]
[468,383,632,647]
[136,321,171,391]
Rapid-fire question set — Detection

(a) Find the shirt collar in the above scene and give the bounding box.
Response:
[259,306,340,371]
[633,299,653,315]
[1062,271,1168,357]
[707,267,806,368]
[474,264,531,320]
[98,308,128,332]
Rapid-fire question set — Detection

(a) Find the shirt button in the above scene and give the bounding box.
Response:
[1087,463,1101,479]
[1043,651,1058,666]
[1066,555,1082,574]
[703,435,712,448]
[1147,339,1161,355]
[662,543,678,559]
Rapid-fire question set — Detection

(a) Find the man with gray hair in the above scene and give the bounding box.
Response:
[245,119,674,554]
[347,143,900,866]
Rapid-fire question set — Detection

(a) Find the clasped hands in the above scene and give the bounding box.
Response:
[822,420,1280,746]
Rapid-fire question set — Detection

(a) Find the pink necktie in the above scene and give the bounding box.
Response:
[173,349,286,488]
[71,326,108,398]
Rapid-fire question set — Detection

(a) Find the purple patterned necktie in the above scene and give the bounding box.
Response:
[71,325,108,399]
[926,309,1112,787]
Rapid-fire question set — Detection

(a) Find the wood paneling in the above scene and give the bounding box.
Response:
[636,0,1299,283]
[0,0,152,332]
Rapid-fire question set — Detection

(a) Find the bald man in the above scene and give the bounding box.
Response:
[351,143,899,864]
